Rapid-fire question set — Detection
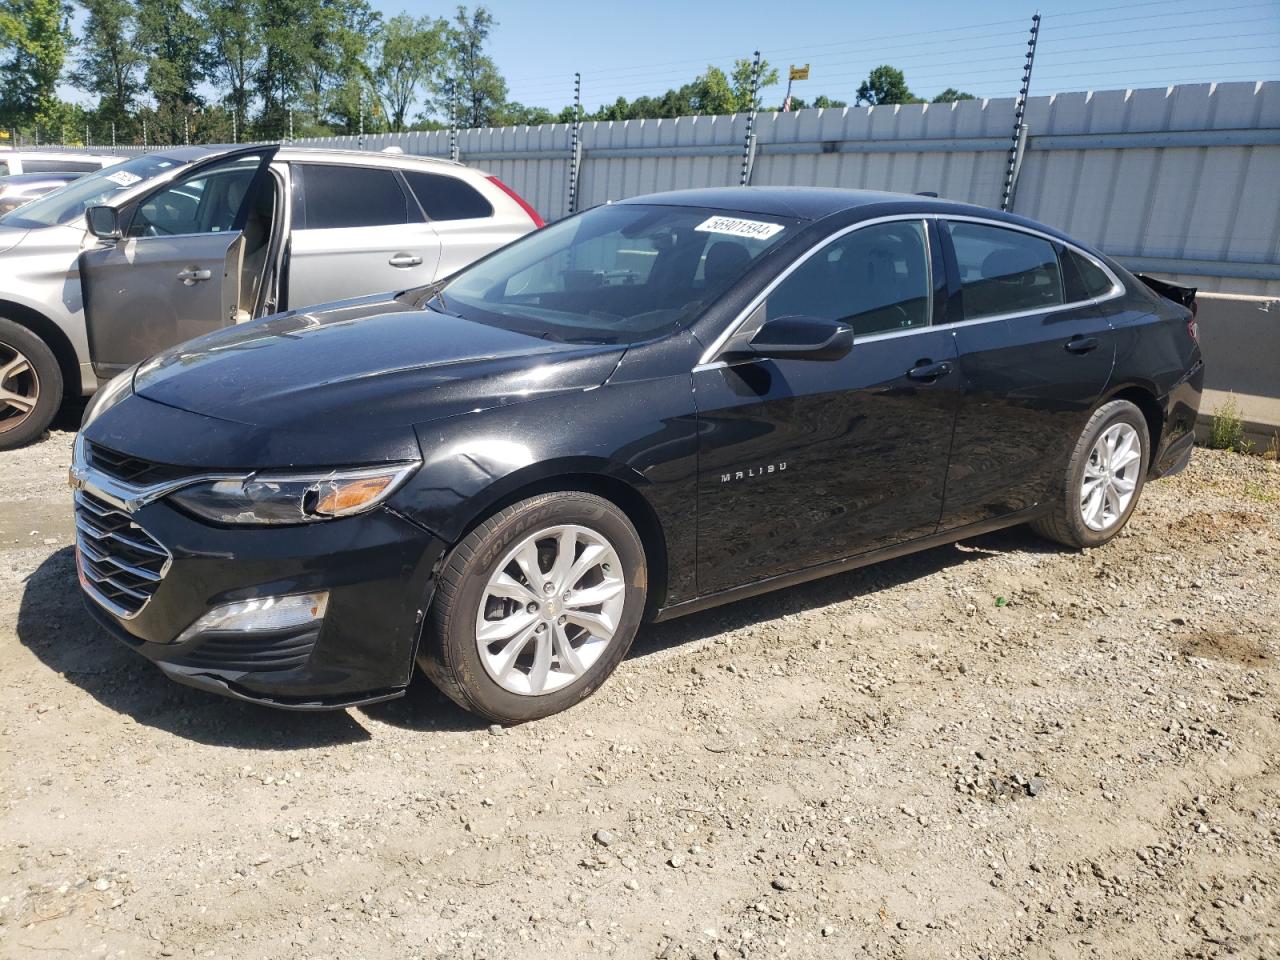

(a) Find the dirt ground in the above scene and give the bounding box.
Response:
[0,426,1277,960]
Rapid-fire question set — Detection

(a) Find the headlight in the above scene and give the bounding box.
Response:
[80,364,137,429]
[166,462,419,525]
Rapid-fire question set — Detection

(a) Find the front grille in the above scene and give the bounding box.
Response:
[87,441,191,487]
[75,491,171,618]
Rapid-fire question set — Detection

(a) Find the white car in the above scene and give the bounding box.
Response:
[0,144,543,448]
[0,151,123,176]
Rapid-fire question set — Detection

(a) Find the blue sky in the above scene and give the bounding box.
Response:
[375,0,1280,111]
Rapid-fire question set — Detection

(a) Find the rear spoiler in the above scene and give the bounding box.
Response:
[1136,273,1198,315]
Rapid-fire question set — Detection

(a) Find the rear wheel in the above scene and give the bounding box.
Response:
[419,491,647,723]
[1031,398,1149,548]
[0,318,62,451]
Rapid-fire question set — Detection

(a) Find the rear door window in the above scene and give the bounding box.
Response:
[295,163,416,229]
[402,170,493,221]
[947,221,1063,319]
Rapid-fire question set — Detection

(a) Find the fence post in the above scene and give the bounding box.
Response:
[568,72,583,215]
[1002,12,1040,212]
[448,77,460,163]
[740,49,761,186]
[111,121,116,149]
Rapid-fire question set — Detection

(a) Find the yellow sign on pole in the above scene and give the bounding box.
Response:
[789,64,810,81]
[0,129,9,139]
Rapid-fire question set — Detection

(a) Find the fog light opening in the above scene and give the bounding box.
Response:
[174,592,329,646]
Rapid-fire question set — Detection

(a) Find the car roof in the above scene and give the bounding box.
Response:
[616,186,1081,245]
[151,143,465,171]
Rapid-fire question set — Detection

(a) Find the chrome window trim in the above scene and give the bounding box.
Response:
[696,211,1126,368]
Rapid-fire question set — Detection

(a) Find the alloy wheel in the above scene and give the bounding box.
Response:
[1080,422,1142,531]
[0,343,39,435]
[475,524,625,696]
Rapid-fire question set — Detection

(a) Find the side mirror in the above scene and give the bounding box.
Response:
[85,205,122,240]
[746,315,853,362]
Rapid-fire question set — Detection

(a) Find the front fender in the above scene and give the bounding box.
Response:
[393,376,701,604]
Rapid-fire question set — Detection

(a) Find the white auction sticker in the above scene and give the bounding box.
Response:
[105,170,142,187]
[694,215,784,241]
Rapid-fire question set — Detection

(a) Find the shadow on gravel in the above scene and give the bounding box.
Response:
[18,547,377,749]
[634,524,1063,658]
[18,523,1065,743]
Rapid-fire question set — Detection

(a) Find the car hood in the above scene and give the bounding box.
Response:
[0,225,29,255]
[134,293,627,432]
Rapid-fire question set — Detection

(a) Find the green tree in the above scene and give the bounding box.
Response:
[932,87,975,103]
[729,56,779,112]
[70,0,144,130]
[0,0,72,132]
[373,13,446,132]
[855,65,921,106]
[443,5,507,127]
[137,0,207,142]
[490,101,554,126]
[199,0,261,138]
[813,94,847,109]
[298,0,380,133]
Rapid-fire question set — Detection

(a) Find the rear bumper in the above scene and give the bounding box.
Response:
[79,499,446,709]
[1151,357,1204,479]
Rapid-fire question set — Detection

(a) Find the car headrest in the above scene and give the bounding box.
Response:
[982,247,1041,283]
[704,242,752,286]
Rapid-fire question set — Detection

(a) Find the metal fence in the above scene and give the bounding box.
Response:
[22,81,1280,295]
[292,81,1280,296]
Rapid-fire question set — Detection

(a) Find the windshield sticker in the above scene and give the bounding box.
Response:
[104,170,142,187]
[695,216,785,241]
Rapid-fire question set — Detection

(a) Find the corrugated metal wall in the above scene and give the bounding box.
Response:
[298,81,1279,294]
[40,81,1279,294]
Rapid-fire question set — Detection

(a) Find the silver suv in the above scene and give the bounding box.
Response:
[0,144,542,448]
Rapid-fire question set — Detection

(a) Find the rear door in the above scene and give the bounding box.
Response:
[939,218,1117,528]
[400,168,518,278]
[285,162,440,307]
[694,218,960,595]
[80,146,277,377]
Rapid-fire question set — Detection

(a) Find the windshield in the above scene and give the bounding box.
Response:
[0,154,185,229]
[428,203,797,344]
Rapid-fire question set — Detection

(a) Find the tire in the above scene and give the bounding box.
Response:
[1031,399,1150,548]
[0,318,63,451]
[419,491,648,724]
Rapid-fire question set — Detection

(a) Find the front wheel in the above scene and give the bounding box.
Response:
[419,491,647,724]
[1031,398,1150,548]
[0,318,63,451]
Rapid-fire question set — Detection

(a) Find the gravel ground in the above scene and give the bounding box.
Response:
[1,428,1277,960]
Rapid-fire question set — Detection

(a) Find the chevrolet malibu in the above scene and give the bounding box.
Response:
[70,187,1203,723]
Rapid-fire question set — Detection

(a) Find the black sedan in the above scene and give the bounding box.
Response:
[70,187,1203,723]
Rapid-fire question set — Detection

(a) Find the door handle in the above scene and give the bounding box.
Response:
[1065,335,1100,354]
[388,253,423,268]
[177,268,211,285]
[906,360,953,382]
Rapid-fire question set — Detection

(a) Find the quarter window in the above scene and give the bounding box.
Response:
[948,221,1063,319]
[296,163,415,229]
[402,170,493,221]
[766,220,931,336]
[1062,247,1116,300]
